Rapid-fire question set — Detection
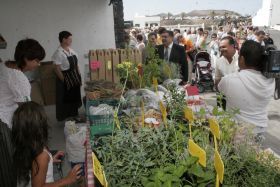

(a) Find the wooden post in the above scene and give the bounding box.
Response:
[97,50,106,80]
[128,49,135,63]
[89,50,98,80]
[112,49,120,83]
[119,49,126,64]
[134,49,142,64]
[104,49,113,82]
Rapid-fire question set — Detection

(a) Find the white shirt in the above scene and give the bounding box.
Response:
[52,46,78,71]
[217,31,224,39]
[254,38,265,46]
[196,34,202,48]
[0,63,31,128]
[44,149,54,183]
[136,42,145,51]
[247,34,256,41]
[215,51,239,81]
[218,69,275,128]
[164,42,173,62]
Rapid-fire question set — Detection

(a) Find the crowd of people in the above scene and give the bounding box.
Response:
[125,23,276,134]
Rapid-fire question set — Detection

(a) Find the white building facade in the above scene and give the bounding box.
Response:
[0,0,116,81]
[253,0,280,27]
[133,16,161,28]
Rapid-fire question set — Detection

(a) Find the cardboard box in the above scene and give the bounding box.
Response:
[44,93,56,106]
[41,78,56,105]
[39,61,56,79]
[31,81,44,105]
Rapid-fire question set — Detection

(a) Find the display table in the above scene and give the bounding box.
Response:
[85,125,95,187]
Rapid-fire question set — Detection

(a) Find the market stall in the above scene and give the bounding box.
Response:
[83,48,280,187]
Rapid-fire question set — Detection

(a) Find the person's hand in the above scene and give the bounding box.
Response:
[65,165,82,184]
[53,151,64,163]
[179,81,187,86]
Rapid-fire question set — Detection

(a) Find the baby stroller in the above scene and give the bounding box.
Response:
[192,51,214,93]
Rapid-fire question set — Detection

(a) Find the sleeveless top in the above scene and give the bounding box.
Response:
[17,149,54,187]
[43,149,54,183]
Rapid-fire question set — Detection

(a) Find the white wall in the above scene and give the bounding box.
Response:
[270,0,280,26]
[253,0,280,27]
[253,0,271,26]
[0,0,115,81]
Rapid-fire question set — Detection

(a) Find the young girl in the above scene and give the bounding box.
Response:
[12,101,81,187]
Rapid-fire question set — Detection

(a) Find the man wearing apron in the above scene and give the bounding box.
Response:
[52,31,82,121]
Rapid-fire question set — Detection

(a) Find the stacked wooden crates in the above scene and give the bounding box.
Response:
[88,49,142,83]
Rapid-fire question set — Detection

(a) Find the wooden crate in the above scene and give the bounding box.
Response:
[89,48,141,83]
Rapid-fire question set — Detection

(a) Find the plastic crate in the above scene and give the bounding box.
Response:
[87,98,119,138]
[86,98,119,116]
[89,114,114,137]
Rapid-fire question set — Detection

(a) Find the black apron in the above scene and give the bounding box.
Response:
[56,51,82,121]
[0,121,16,187]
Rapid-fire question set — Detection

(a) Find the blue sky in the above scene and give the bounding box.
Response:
[123,0,263,20]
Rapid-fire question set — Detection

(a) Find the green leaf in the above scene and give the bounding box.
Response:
[189,164,205,178]
[161,174,177,182]
[144,161,155,167]
[154,170,165,181]
[212,106,219,116]
[174,165,187,177]
[199,108,206,116]
[184,156,199,167]
[198,183,208,187]
[163,180,172,187]
[144,182,157,187]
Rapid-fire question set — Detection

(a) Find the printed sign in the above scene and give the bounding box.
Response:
[90,60,101,71]
[188,139,207,167]
[209,118,220,140]
[184,107,195,122]
[92,152,107,186]
[214,150,224,184]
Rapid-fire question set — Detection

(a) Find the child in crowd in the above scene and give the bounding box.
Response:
[12,101,81,187]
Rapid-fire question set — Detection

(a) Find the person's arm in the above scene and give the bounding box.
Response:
[32,151,81,187]
[215,64,222,91]
[9,70,31,104]
[52,52,65,82]
[54,65,64,82]
[179,46,189,83]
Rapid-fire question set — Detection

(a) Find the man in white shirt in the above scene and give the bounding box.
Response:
[195,28,204,48]
[215,36,239,109]
[254,30,266,47]
[218,40,275,134]
[215,36,239,88]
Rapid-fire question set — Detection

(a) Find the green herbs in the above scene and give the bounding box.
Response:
[164,84,186,120]
[141,157,215,187]
[95,126,189,187]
